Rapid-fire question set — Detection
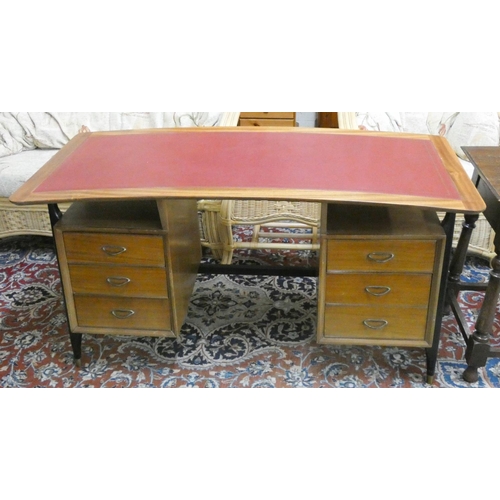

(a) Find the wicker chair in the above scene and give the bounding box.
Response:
[0,198,71,238]
[214,199,321,265]
[198,199,226,261]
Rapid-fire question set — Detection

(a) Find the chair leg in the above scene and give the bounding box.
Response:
[197,200,224,260]
[200,208,223,260]
[312,226,318,245]
[219,200,236,265]
[220,228,235,264]
[221,249,234,265]
[252,224,261,243]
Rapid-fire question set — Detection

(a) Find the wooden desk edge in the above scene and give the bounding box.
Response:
[430,136,485,213]
[9,129,486,214]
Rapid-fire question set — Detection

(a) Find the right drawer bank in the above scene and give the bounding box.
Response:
[317,204,446,348]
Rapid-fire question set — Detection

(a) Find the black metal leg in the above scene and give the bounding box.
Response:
[48,203,82,366]
[69,333,83,367]
[48,203,63,226]
[426,212,456,384]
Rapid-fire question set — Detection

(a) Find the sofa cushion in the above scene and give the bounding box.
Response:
[0,112,225,158]
[356,112,404,132]
[426,112,499,159]
[355,112,499,176]
[0,149,59,197]
[0,113,36,157]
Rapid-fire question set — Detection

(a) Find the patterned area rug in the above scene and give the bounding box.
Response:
[1,233,499,388]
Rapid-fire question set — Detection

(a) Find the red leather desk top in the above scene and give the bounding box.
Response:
[12,128,483,212]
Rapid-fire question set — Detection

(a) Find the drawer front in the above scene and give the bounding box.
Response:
[68,264,168,297]
[239,118,295,127]
[239,112,295,119]
[327,239,436,272]
[323,305,428,342]
[74,296,171,330]
[63,232,165,266]
[325,273,431,306]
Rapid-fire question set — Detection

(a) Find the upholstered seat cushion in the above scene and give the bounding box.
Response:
[0,112,225,158]
[426,112,500,160]
[0,149,58,197]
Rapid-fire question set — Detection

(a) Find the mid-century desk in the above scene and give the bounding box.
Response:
[10,127,485,384]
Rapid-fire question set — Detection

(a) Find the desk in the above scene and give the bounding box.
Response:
[448,146,500,382]
[10,128,485,382]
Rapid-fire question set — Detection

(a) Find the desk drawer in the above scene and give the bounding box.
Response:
[327,239,436,272]
[239,112,295,119]
[323,305,428,342]
[74,295,171,330]
[68,264,168,297]
[63,232,165,266]
[239,118,295,127]
[325,273,431,306]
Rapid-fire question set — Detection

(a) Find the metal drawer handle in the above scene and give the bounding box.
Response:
[365,286,391,296]
[363,319,388,330]
[106,276,131,287]
[111,309,135,319]
[101,245,127,256]
[367,252,394,263]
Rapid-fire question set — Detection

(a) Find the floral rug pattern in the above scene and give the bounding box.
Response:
[1,235,499,388]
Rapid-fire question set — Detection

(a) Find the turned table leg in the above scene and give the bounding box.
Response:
[444,212,496,383]
[447,214,479,307]
[463,252,500,382]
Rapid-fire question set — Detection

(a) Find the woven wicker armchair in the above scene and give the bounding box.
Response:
[0,199,71,238]
[213,199,321,265]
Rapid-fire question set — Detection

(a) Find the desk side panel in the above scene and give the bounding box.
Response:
[158,199,201,334]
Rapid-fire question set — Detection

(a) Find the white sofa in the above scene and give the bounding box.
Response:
[0,112,239,241]
[338,112,500,259]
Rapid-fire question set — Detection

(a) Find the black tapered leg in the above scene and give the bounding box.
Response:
[48,203,83,366]
[426,212,456,384]
[69,333,83,367]
[48,203,63,227]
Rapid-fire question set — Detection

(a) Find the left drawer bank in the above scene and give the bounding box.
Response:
[53,199,201,343]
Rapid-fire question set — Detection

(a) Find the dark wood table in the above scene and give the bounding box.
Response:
[447,146,500,382]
